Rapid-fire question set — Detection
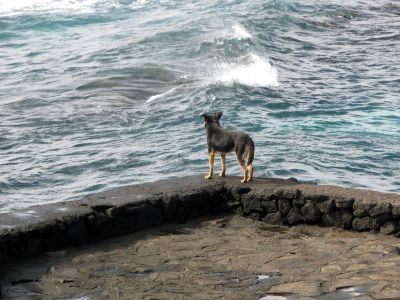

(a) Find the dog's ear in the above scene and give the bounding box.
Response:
[200,112,208,120]
[215,112,223,120]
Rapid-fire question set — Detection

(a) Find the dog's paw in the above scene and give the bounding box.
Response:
[218,173,225,177]
[240,178,247,183]
[205,175,212,179]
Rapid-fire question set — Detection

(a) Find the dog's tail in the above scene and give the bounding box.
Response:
[246,138,255,166]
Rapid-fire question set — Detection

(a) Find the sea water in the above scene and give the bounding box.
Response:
[0,0,399,212]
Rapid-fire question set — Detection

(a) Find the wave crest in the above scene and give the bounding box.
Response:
[214,54,279,87]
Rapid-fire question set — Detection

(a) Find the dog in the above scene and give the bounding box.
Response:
[201,112,255,183]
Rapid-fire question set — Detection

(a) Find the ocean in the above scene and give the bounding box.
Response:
[0,0,399,212]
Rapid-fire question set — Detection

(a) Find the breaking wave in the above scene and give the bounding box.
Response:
[213,54,279,87]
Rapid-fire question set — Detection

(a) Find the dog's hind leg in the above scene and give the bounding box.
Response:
[205,152,215,179]
[219,154,226,177]
[237,158,249,183]
[248,163,254,182]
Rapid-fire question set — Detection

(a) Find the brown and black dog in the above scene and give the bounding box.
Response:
[201,112,255,183]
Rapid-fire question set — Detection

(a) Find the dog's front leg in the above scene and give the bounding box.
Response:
[205,152,215,179]
[219,154,226,177]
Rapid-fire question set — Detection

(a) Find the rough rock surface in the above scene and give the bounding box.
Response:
[1,175,400,263]
[2,215,400,299]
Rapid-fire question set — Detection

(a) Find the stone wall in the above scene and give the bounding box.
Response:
[1,175,399,263]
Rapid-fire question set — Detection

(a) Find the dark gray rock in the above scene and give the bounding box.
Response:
[369,202,392,217]
[321,211,342,228]
[132,205,163,230]
[241,194,263,214]
[276,189,301,200]
[286,207,303,225]
[301,202,321,223]
[161,194,179,221]
[262,212,283,225]
[380,221,398,235]
[248,212,262,221]
[335,197,354,209]
[234,206,244,216]
[262,200,278,213]
[293,198,305,207]
[318,199,335,214]
[229,188,241,201]
[278,198,292,215]
[374,214,392,225]
[353,201,375,217]
[67,218,89,245]
[179,191,209,208]
[340,211,354,229]
[393,205,400,219]
[352,217,379,231]
[321,210,352,229]
[88,212,113,237]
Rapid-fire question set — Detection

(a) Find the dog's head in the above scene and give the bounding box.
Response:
[200,112,222,128]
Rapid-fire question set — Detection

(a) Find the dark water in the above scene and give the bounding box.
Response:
[0,0,399,212]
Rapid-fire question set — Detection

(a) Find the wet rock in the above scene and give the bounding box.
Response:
[380,221,398,235]
[278,198,292,215]
[318,199,335,214]
[262,212,283,225]
[301,202,321,223]
[286,207,303,225]
[369,202,392,217]
[352,217,379,231]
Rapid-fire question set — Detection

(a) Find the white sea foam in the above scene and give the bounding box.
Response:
[146,88,176,103]
[0,0,120,16]
[214,53,279,87]
[231,24,252,40]
[212,23,252,42]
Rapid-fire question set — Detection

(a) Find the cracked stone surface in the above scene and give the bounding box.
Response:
[1,215,400,299]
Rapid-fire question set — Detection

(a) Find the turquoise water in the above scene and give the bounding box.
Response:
[0,0,399,212]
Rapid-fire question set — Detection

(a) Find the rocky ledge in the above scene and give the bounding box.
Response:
[1,175,400,263]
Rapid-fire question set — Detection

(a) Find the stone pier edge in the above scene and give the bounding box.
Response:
[1,175,399,263]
